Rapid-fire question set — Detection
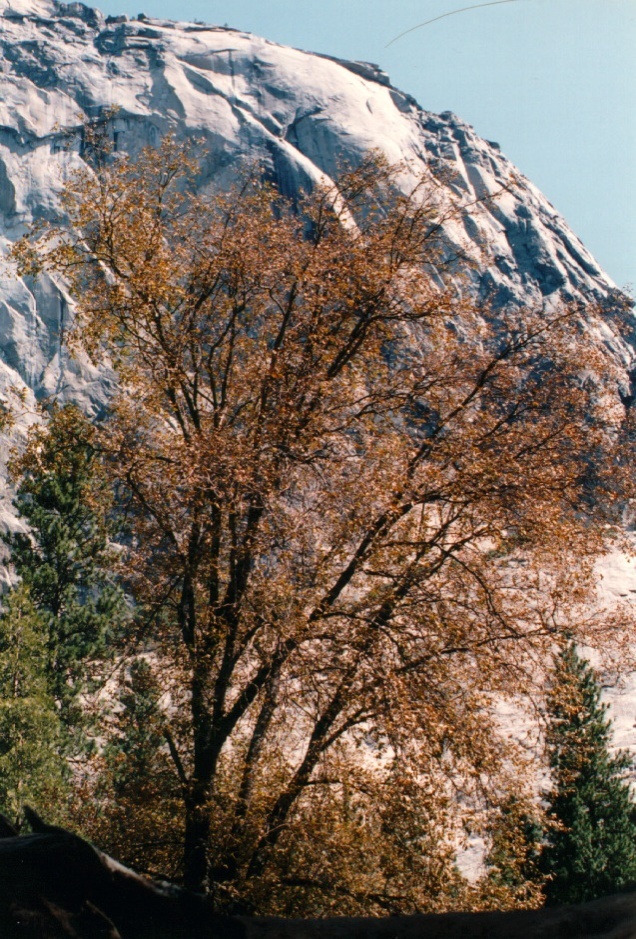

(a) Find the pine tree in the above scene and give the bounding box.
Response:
[0,585,67,822]
[3,403,128,753]
[83,658,184,879]
[542,644,636,904]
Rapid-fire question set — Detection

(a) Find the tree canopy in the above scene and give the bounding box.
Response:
[11,139,633,909]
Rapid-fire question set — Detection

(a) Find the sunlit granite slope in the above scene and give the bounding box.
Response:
[0,0,632,408]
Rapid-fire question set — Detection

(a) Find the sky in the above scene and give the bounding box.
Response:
[94,0,636,292]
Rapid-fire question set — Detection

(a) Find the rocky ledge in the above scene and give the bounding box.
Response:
[1,810,634,939]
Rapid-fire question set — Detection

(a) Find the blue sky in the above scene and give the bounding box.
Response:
[95,0,636,292]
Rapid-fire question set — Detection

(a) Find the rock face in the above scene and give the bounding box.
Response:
[0,0,632,417]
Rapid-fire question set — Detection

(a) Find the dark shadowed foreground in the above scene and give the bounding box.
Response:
[1,811,635,938]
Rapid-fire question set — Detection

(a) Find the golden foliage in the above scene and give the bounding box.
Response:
[12,138,634,908]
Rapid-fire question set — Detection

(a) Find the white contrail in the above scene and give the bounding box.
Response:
[386,0,527,47]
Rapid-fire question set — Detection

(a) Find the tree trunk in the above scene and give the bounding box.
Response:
[183,780,212,892]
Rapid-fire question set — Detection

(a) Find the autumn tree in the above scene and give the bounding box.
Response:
[12,138,631,907]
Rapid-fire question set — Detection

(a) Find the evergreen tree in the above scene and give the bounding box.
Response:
[3,404,128,752]
[0,585,67,821]
[82,658,184,879]
[542,643,636,904]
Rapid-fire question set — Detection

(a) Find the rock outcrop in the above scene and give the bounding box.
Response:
[2,811,635,939]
